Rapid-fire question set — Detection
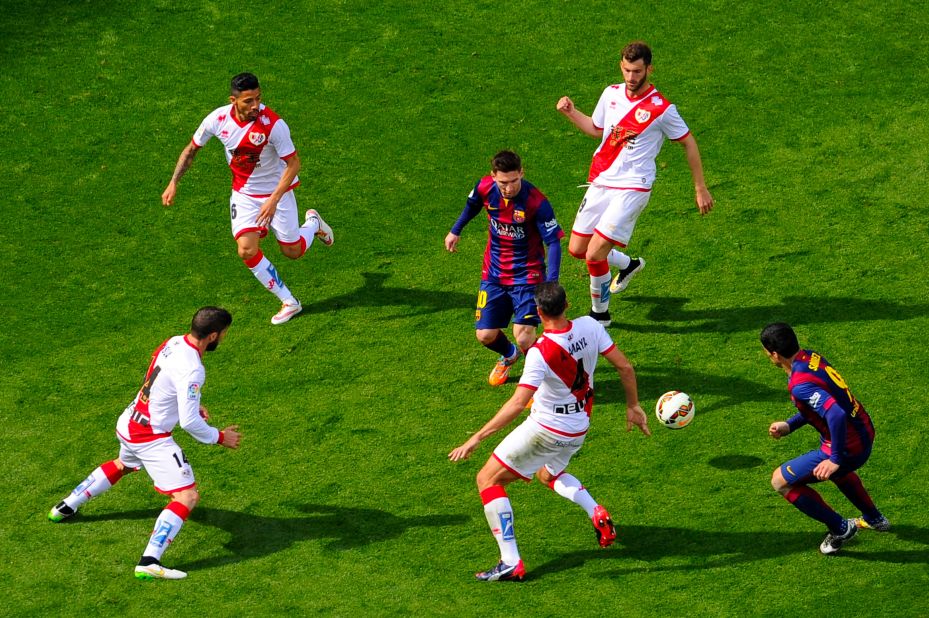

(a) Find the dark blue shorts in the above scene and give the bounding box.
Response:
[780,447,871,485]
[474,281,539,329]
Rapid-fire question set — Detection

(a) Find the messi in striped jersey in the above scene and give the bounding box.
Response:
[445,151,564,387]
[762,322,889,555]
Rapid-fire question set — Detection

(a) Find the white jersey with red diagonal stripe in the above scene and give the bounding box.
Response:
[116,335,219,445]
[518,316,616,436]
[191,103,299,197]
[588,85,690,189]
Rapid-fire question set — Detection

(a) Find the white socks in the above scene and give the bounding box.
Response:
[480,486,520,565]
[550,473,598,518]
[142,502,190,562]
[607,249,631,270]
[244,251,296,303]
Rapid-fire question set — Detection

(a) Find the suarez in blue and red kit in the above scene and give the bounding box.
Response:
[446,151,564,386]
[761,322,888,555]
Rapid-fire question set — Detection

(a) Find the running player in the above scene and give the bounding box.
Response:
[48,307,242,580]
[449,282,651,581]
[557,41,713,326]
[761,322,889,555]
[445,150,563,386]
[162,72,333,325]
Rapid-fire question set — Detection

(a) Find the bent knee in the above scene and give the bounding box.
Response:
[536,468,556,486]
[237,245,259,261]
[173,488,200,510]
[475,330,498,346]
[279,244,304,259]
[771,469,790,494]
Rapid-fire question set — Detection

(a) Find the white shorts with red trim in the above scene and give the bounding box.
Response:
[118,435,196,494]
[229,190,301,244]
[492,417,586,480]
[571,184,651,248]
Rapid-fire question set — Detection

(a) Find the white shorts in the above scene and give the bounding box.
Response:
[492,417,586,480]
[230,190,302,245]
[571,184,651,248]
[118,435,196,495]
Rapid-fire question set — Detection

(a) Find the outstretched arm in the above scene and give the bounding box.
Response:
[162,143,200,206]
[556,96,603,139]
[678,134,714,214]
[602,346,651,436]
[448,386,534,461]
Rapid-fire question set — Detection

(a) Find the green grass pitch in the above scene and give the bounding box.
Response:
[2,0,928,615]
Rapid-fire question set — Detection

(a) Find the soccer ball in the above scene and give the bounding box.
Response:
[655,391,695,429]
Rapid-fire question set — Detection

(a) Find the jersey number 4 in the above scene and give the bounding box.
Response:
[139,366,162,405]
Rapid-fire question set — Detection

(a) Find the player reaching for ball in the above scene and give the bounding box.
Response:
[761,322,889,555]
[449,282,650,581]
[162,72,333,325]
[557,41,714,326]
[48,307,241,580]
[445,150,564,386]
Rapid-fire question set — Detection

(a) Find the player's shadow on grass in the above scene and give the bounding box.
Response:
[616,296,929,334]
[842,525,929,564]
[596,365,783,414]
[74,503,469,571]
[299,272,475,320]
[531,523,929,579]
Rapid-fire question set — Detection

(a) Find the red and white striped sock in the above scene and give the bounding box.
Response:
[141,501,190,563]
[587,259,611,312]
[63,460,126,510]
[480,486,520,565]
[548,473,598,518]
[243,250,296,303]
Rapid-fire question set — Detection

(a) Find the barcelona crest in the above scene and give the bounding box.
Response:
[513,209,525,223]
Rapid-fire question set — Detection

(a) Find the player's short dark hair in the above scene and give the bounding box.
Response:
[191,307,233,338]
[230,72,260,95]
[760,322,800,357]
[534,282,568,318]
[491,150,522,174]
[622,41,653,66]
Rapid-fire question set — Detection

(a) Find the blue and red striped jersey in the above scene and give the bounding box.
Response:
[462,176,563,285]
[787,349,875,462]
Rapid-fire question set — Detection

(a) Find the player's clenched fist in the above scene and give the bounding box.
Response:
[556,96,575,115]
[220,425,242,449]
[769,421,790,439]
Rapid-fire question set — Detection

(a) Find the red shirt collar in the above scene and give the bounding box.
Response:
[625,85,655,101]
[544,320,573,334]
[183,335,203,357]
